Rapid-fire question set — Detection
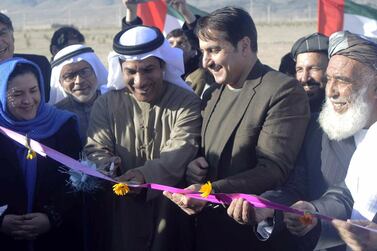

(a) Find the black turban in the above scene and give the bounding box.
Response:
[291,32,329,60]
[328,31,377,71]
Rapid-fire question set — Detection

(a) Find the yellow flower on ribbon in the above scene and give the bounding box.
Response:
[113,183,130,196]
[199,181,212,198]
[25,135,36,160]
[26,150,36,160]
[299,212,313,225]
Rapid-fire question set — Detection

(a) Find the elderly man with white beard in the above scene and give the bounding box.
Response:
[226,31,377,251]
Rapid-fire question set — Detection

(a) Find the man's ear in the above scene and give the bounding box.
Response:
[239,36,250,55]
[372,73,377,97]
[160,60,166,69]
[159,59,166,75]
[51,45,59,56]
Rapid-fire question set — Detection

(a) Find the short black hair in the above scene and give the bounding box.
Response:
[0,12,13,31]
[278,53,296,77]
[166,28,185,40]
[50,26,85,54]
[167,28,199,51]
[195,7,258,52]
[8,63,40,84]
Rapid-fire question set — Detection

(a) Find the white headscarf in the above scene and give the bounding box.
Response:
[107,25,192,92]
[49,44,108,104]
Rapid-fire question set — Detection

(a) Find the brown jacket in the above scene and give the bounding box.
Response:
[196,60,310,251]
[203,60,310,194]
[185,68,216,97]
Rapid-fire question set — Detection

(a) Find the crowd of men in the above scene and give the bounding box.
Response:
[0,0,377,250]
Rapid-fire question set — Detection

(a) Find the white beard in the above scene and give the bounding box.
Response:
[319,87,372,141]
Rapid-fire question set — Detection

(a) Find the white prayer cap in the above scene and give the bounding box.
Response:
[49,44,108,104]
[107,25,192,92]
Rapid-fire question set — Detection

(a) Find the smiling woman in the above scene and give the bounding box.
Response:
[0,57,83,251]
[6,64,41,121]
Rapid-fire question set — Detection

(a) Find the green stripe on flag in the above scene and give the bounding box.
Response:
[345,0,377,20]
[167,4,208,21]
[188,5,208,17]
[167,7,184,20]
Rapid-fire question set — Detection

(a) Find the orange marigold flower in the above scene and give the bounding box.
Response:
[199,181,212,198]
[299,212,313,225]
[113,183,130,196]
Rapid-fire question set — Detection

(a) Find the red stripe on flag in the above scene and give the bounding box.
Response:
[137,0,168,32]
[318,0,345,36]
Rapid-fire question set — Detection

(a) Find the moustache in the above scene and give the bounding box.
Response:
[302,79,322,87]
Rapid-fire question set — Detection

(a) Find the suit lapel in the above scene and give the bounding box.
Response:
[202,85,223,148]
[213,78,257,155]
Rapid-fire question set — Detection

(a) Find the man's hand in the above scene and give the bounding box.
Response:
[166,0,187,13]
[186,157,209,184]
[121,0,146,22]
[115,169,145,193]
[122,0,152,3]
[227,198,274,225]
[122,0,146,8]
[163,184,207,215]
[116,169,145,184]
[122,0,138,12]
[283,201,318,236]
[332,219,377,251]
[166,0,196,24]
[98,156,122,178]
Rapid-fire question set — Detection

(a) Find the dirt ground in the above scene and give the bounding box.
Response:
[14,21,316,70]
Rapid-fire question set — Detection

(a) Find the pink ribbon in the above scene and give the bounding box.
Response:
[1,125,376,233]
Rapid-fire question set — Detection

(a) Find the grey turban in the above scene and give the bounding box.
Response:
[329,31,377,71]
[291,32,329,60]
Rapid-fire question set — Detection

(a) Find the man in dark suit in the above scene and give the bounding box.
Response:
[163,7,310,250]
[0,13,51,102]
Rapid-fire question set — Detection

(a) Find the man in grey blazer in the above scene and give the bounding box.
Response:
[164,6,310,250]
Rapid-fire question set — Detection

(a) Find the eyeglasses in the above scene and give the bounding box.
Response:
[61,67,93,83]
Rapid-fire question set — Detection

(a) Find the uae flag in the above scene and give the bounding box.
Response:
[318,0,377,38]
[137,0,207,35]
